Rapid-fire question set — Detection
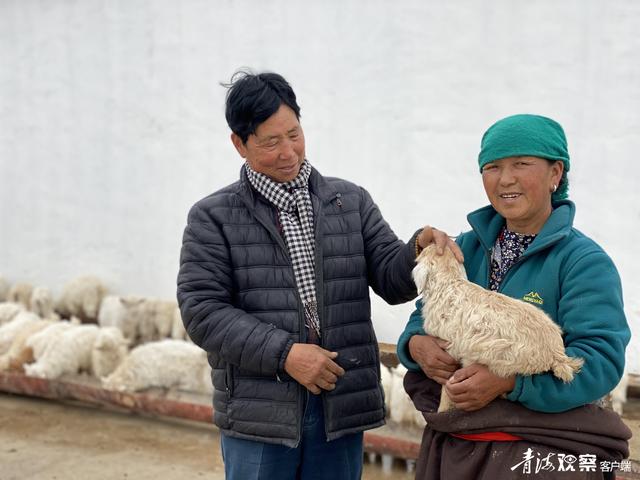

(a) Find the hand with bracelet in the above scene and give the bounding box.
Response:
[415,225,464,262]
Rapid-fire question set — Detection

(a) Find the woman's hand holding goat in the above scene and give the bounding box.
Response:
[408,335,459,385]
[445,364,515,411]
[408,334,516,411]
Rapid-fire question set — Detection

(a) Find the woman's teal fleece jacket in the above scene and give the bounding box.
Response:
[397,200,630,413]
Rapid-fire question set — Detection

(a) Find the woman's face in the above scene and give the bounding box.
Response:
[482,156,564,234]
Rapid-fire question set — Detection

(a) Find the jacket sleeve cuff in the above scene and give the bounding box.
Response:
[277,338,295,373]
[389,229,423,298]
[396,324,426,372]
[505,375,524,402]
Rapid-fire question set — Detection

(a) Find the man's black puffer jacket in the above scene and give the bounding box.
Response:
[177,166,418,447]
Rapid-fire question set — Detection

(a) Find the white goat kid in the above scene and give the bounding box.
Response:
[102,339,212,394]
[55,276,107,323]
[7,282,34,310]
[0,312,41,355]
[24,319,80,364]
[97,295,145,343]
[0,318,55,371]
[171,307,189,341]
[413,244,583,412]
[390,364,427,427]
[132,299,180,344]
[24,324,100,379]
[29,286,58,320]
[0,302,25,326]
[380,363,393,417]
[91,327,130,378]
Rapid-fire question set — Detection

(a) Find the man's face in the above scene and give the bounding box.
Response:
[232,104,305,183]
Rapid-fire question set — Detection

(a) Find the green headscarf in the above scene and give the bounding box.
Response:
[478,114,570,201]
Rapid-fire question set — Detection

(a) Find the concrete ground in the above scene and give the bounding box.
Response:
[0,393,415,480]
[0,394,224,480]
[1,392,638,479]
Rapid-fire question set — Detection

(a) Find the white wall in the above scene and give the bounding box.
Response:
[1,0,638,372]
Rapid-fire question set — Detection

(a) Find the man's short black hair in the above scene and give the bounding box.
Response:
[224,70,301,144]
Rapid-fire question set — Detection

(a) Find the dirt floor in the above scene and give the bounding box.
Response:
[0,393,415,480]
[1,392,638,480]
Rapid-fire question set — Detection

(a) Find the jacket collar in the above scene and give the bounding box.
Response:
[467,200,576,256]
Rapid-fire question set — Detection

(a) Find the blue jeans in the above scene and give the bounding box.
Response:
[221,393,363,479]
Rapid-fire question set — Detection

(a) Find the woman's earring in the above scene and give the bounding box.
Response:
[552,184,557,193]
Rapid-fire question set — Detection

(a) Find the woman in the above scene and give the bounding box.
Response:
[397,114,631,479]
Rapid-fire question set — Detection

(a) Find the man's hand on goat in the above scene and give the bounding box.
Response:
[417,226,464,263]
[409,335,459,385]
[284,343,345,395]
[444,364,515,411]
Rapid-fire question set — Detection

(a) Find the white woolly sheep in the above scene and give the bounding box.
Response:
[55,275,108,323]
[102,339,212,394]
[24,324,100,379]
[0,302,25,325]
[29,286,58,320]
[98,296,182,345]
[380,363,393,416]
[131,299,180,344]
[171,307,189,341]
[24,319,80,363]
[389,364,426,427]
[413,244,584,412]
[91,327,129,378]
[0,311,41,355]
[0,319,55,371]
[0,276,9,302]
[7,282,34,309]
[97,295,145,342]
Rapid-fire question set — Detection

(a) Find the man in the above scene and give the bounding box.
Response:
[177,70,459,479]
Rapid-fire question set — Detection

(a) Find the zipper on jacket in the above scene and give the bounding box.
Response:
[312,191,333,441]
[225,365,234,396]
[243,185,341,447]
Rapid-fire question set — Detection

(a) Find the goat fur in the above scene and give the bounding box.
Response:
[413,244,583,412]
[0,312,41,355]
[0,302,24,326]
[7,282,34,309]
[102,339,212,394]
[0,319,54,371]
[29,286,59,320]
[55,276,107,323]
[24,324,100,379]
[91,327,130,378]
